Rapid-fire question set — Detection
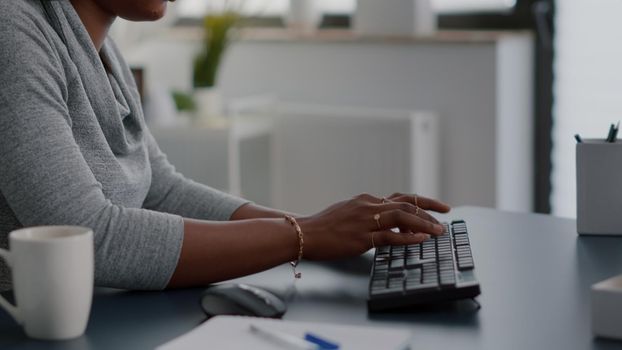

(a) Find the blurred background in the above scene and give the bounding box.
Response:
[108,0,621,218]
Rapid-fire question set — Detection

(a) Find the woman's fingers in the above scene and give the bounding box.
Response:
[354,193,382,203]
[373,201,440,224]
[375,210,444,235]
[372,230,430,247]
[388,193,451,213]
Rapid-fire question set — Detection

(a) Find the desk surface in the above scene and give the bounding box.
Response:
[1,207,622,349]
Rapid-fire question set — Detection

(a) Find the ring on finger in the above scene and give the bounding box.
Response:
[373,213,381,230]
[414,194,420,215]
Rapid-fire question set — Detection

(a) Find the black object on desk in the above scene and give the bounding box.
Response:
[368,220,480,311]
[605,122,620,143]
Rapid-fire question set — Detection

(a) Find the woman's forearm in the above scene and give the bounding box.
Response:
[230,202,295,220]
[166,217,298,288]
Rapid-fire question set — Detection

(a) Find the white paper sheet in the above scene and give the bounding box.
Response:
[157,315,412,350]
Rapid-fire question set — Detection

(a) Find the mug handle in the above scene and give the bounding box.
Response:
[0,248,22,323]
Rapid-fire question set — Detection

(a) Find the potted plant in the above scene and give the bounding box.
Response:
[193,8,240,122]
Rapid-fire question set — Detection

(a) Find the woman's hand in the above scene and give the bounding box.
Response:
[169,192,449,287]
[298,193,451,261]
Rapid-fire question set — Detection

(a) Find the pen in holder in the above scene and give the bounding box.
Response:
[576,139,622,235]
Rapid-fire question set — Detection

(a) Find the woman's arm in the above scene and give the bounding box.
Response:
[230,203,294,220]
[0,19,184,290]
[167,218,298,288]
[167,193,450,288]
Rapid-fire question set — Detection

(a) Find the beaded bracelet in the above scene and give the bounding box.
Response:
[285,215,304,279]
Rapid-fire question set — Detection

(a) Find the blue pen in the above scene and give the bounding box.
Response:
[305,332,340,349]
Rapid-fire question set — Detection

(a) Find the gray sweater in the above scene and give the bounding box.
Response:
[0,0,248,291]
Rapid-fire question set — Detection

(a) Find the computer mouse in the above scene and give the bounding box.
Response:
[200,283,287,319]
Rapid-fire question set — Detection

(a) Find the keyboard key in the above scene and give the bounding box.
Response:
[422,270,438,283]
[457,258,474,270]
[405,269,422,283]
[389,258,405,270]
[372,270,388,278]
[439,266,453,273]
[391,245,405,255]
[389,271,404,280]
[422,240,435,248]
[438,244,451,251]
[374,268,388,276]
[454,235,470,246]
[456,246,472,255]
[388,276,404,289]
[440,273,456,287]
[437,234,451,242]
[371,280,386,289]
[376,255,390,262]
[438,249,452,257]
[406,251,419,259]
[453,228,467,235]
[422,251,436,259]
[375,261,388,268]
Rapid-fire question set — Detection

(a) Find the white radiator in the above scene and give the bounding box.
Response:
[231,101,440,215]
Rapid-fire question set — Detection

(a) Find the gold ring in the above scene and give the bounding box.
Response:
[414,195,420,215]
[373,213,381,230]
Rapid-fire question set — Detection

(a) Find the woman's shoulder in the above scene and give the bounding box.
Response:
[0,0,47,27]
[0,0,64,67]
[0,0,68,101]
[0,0,58,46]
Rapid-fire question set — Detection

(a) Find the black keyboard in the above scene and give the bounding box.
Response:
[368,220,481,312]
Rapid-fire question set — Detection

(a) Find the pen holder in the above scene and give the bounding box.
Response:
[576,140,622,235]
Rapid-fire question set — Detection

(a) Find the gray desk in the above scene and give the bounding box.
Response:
[2,207,622,349]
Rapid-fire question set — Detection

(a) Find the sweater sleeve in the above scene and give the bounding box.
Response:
[0,10,183,290]
[142,128,250,220]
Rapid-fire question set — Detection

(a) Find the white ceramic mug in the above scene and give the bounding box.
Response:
[0,226,94,340]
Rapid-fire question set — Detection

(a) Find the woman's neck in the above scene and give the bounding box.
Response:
[69,0,116,51]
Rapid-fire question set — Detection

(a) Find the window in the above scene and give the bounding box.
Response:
[434,0,516,13]
[176,0,516,19]
[177,0,288,17]
[551,0,622,217]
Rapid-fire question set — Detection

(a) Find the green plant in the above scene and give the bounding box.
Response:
[193,12,240,88]
[171,90,197,112]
